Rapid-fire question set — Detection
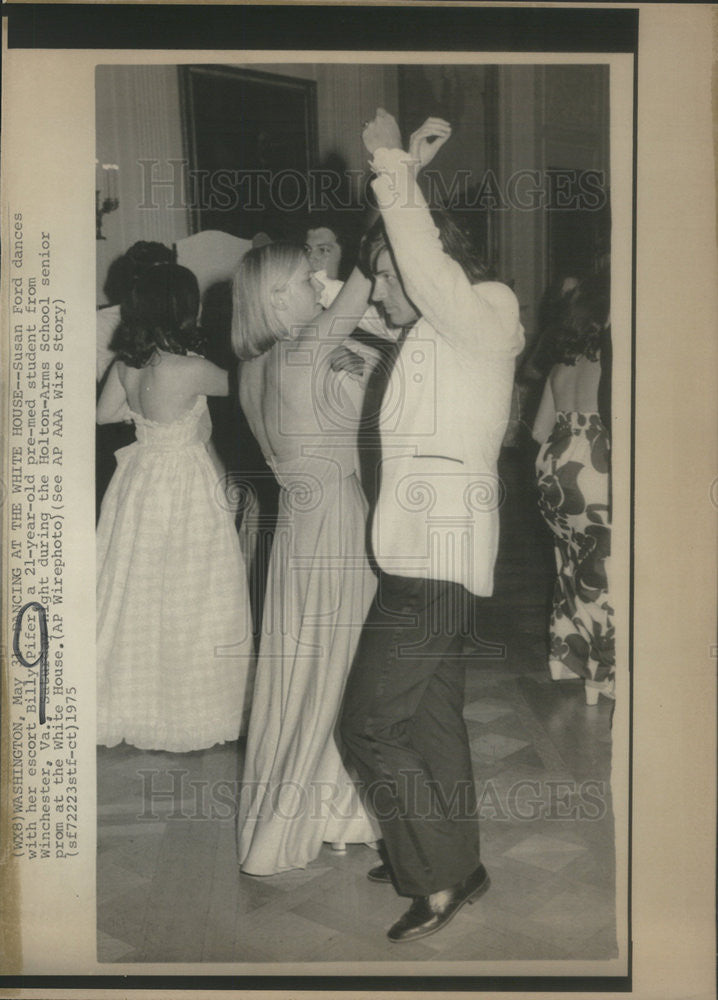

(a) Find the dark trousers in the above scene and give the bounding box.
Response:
[340,573,480,897]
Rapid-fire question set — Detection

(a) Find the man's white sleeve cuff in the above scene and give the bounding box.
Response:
[370,147,417,174]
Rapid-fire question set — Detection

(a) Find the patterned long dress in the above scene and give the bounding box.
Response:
[535,410,615,684]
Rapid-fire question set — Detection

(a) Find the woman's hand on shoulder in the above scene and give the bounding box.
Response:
[328,345,365,380]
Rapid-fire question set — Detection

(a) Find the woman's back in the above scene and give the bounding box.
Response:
[239,333,363,468]
[96,341,253,755]
[120,351,207,423]
[549,354,602,414]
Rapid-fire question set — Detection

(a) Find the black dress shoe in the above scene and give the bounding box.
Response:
[387,864,490,943]
[367,862,393,884]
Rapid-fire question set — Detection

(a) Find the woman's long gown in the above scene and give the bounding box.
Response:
[237,445,379,875]
[535,410,615,683]
[97,396,255,752]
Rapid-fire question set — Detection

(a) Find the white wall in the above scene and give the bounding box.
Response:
[96,65,190,303]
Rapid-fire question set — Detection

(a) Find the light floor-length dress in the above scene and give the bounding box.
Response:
[237,448,379,875]
[97,396,255,752]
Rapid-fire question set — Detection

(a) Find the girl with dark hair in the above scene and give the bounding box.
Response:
[96,242,176,514]
[110,260,206,366]
[96,264,254,752]
[532,271,615,705]
[97,240,175,382]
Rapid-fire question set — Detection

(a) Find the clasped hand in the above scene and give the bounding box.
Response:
[361,108,452,171]
[328,345,365,380]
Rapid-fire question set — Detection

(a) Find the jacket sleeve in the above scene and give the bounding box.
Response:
[370,147,524,361]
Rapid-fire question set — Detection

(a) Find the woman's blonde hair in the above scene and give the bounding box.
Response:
[231,242,305,360]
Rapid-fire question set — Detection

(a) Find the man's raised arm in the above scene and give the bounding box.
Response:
[363,111,523,360]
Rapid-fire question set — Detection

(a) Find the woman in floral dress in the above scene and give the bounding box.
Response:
[532,271,615,705]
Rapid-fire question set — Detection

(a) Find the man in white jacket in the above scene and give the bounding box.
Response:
[340,110,524,943]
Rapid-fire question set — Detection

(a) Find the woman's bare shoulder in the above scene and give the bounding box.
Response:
[115,359,134,385]
[161,352,219,379]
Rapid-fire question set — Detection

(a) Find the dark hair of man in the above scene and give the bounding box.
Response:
[358,211,490,286]
[111,263,204,368]
[304,210,363,281]
[305,211,346,247]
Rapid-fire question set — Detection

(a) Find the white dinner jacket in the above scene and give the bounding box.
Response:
[369,149,524,597]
